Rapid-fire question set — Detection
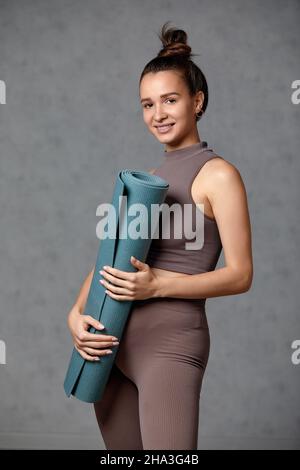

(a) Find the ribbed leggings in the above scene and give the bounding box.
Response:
[93,297,210,450]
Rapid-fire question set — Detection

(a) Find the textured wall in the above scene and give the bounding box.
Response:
[0,0,299,449]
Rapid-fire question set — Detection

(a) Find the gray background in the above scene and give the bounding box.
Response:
[0,0,299,450]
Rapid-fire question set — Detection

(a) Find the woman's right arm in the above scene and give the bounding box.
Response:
[69,170,156,359]
[67,266,119,361]
[73,266,95,314]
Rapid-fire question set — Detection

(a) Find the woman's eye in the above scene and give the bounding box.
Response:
[143,98,176,109]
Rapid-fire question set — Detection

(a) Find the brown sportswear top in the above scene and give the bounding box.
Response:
[145,140,223,275]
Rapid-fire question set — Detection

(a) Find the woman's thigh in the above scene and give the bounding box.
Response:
[137,346,208,450]
[93,363,143,450]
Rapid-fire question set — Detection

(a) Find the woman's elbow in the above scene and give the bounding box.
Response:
[239,267,253,293]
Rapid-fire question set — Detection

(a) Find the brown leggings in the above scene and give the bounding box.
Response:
[93,297,210,450]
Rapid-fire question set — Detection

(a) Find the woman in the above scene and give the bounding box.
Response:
[67,22,253,450]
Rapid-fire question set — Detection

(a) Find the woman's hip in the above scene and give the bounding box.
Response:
[114,297,210,378]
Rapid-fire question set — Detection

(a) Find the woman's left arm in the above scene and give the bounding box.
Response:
[157,160,253,299]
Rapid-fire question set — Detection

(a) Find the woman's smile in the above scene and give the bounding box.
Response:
[155,123,175,133]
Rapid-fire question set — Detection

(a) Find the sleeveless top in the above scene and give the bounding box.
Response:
[145,140,223,275]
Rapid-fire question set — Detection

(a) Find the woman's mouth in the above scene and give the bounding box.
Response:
[155,123,175,134]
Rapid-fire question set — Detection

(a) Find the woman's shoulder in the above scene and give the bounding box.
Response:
[205,153,241,179]
[198,154,244,197]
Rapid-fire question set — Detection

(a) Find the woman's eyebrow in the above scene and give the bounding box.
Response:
[140,92,181,103]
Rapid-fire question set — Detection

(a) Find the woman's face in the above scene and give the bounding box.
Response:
[139,70,204,150]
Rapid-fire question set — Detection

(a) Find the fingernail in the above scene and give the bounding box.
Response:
[106,350,113,354]
[94,357,100,361]
[99,325,105,330]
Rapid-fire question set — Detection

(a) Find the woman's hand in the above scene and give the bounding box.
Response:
[67,305,119,361]
[99,256,160,301]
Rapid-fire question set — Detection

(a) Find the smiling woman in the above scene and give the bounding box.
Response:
[68,21,253,451]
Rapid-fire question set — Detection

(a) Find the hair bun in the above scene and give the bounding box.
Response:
[157,21,192,59]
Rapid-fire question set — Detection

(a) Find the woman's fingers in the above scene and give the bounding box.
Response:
[77,340,119,349]
[72,314,119,361]
[83,315,105,331]
[80,346,113,357]
[100,269,133,286]
[76,330,117,342]
[100,279,134,295]
[75,345,100,362]
[74,344,114,361]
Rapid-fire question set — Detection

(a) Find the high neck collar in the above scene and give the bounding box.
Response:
[163,141,208,160]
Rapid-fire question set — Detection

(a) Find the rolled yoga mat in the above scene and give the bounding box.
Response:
[64,170,169,403]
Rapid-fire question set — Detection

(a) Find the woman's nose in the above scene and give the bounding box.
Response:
[153,106,167,121]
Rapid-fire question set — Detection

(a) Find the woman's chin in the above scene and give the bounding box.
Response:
[155,130,180,143]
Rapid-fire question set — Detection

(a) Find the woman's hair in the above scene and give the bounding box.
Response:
[139,21,208,122]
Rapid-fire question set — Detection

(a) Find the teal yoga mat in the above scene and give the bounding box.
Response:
[64,170,169,403]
